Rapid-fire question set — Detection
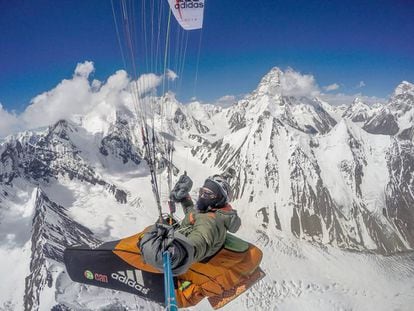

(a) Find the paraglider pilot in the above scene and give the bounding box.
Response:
[140,174,241,275]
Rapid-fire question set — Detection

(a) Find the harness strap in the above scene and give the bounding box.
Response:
[210,203,234,212]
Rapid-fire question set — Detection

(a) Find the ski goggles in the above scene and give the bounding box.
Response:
[198,187,217,199]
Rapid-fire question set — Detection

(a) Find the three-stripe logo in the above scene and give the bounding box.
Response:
[111,269,150,295]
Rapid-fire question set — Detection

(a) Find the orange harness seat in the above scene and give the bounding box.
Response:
[112,229,263,308]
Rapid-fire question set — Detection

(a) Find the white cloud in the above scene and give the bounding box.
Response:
[319,93,386,106]
[0,62,133,137]
[24,66,133,131]
[131,70,177,98]
[280,68,320,97]
[133,73,163,97]
[101,70,130,94]
[215,95,237,108]
[356,81,366,88]
[91,79,102,90]
[166,69,178,81]
[74,61,95,78]
[323,83,340,92]
[22,67,95,128]
[86,69,131,125]
[0,62,176,137]
[0,103,19,137]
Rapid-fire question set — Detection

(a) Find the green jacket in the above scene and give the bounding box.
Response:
[177,198,242,262]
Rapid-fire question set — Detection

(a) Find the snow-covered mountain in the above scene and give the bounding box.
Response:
[193,72,413,255]
[226,68,337,135]
[1,68,414,310]
[342,97,374,123]
[363,81,414,138]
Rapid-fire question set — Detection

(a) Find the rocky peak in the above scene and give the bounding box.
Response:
[364,81,414,136]
[393,81,414,97]
[163,90,178,102]
[353,97,366,106]
[371,102,384,110]
[227,68,336,135]
[99,114,142,165]
[254,67,283,97]
[388,81,414,114]
[159,91,180,114]
[342,98,372,122]
[48,120,74,138]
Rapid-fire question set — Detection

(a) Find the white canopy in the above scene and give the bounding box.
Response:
[167,0,204,30]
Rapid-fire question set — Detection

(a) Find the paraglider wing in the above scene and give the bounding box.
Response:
[167,0,205,30]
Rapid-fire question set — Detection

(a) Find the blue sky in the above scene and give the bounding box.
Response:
[1,0,413,111]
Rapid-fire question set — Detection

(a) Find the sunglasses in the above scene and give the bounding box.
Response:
[199,187,217,199]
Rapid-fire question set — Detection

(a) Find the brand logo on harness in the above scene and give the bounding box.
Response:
[84,270,94,280]
[175,0,204,9]
[111,270,150,295]
[83,270,108,283]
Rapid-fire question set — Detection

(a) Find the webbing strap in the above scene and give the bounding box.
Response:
[163,251,178,310]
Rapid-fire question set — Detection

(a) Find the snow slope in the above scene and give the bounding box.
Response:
[1,68,414,310]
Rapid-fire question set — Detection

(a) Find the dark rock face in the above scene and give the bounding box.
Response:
[99,117,142,165]
[24,188,100,311]
[113,187,128,204]
[228,109,246,132]
[398,126,414,141]
[51,305,72,311]
[350,114,368,123]
[171,107,211,134]
[384,140,414,249]
[192,117,210,134]
[361,209,406,254]
[289,147,323,240]
[257,207,270,229]
[363,112,400,135]
[280,97,337,135]
[173,108,190,130]
[287,145,358,250]
[273,204,282,230]
[0,140,23,184]
[307,99,338,134]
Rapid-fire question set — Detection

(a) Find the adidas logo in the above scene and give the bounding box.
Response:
[111,270,150,295]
